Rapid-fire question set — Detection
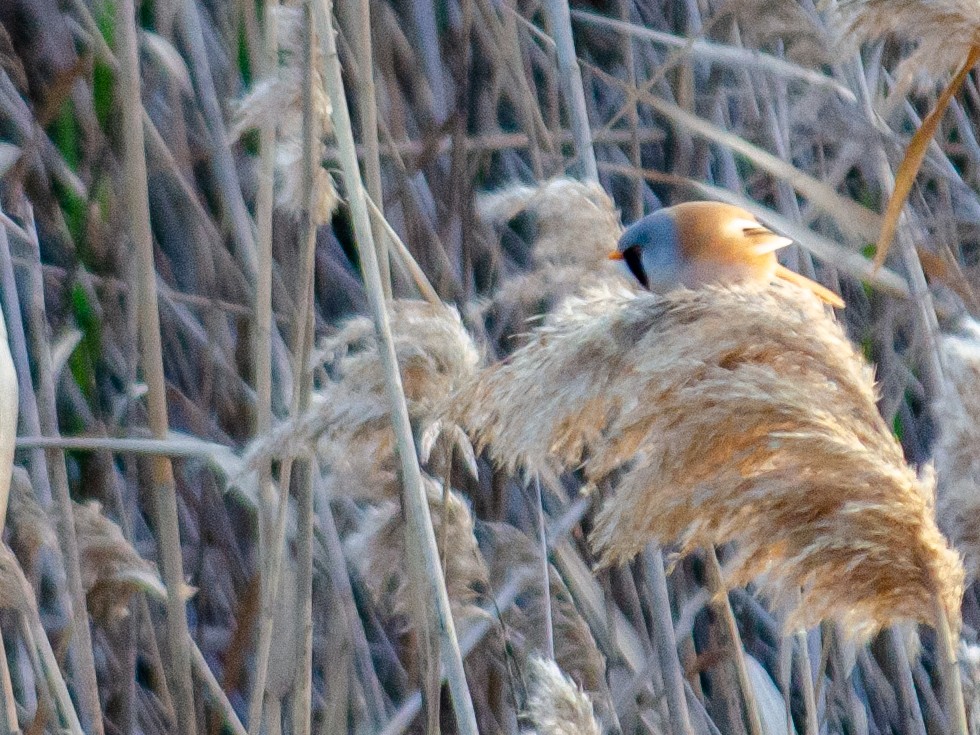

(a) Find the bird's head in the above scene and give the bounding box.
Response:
[610,201,792,291]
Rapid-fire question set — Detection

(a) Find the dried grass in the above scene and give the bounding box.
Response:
[229,4,336,223]
[0,542,35,614]
[344,476,489,627]
[523,656,602,735]
[934,321,980,578]
[839,0,980,83]
[478,522,608,701]
[453,281,963,634]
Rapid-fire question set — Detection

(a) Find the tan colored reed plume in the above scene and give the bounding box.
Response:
[840,0,980,82]
[73,500,171,622]
[241,300,480,500]
[476,178,622,353]
[229,3,336,223]
[344,476,489,626]
[934,322,980,578]
[523,656,602,735]
[453,281,963,633]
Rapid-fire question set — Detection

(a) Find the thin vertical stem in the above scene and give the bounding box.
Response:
[250,0,279,729]
[345,0,391,298]
[703,547,764,735]
[641,546,694,735]
[117,0,197,729]
[20,210,103,735]
[532,476,554,660]
[934,596,969,735]
[292,5,317,734]
[542,0,598,181]
[247,1,321,724]
[315,3,479,732]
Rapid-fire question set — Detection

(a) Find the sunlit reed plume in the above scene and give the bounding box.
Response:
[454,281,963,633]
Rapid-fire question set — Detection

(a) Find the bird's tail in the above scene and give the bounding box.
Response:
[774,264,845,308]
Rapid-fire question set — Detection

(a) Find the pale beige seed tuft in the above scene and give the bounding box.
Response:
[344,476,489,627]
[523,656,602,735]
[453,281,964,634]
[73,500,171,622]
[229,4,337,223]
[934,322,980,578]
[476,178,624,353]
[0,542,37,614]
[242,300,481,501]
[839,0,980,84]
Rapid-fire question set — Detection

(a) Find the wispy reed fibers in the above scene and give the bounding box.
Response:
[934,322,980,578]
[523,656,602,735]
[242,300,480,500]
[476,178,621,353]
[453,281,964,634]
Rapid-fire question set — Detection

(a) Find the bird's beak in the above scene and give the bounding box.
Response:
[608,250,624,261]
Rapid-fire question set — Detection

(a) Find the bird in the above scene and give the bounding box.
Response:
[609,201,845,308]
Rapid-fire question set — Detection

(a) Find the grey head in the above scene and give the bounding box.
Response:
[615,210,684,291]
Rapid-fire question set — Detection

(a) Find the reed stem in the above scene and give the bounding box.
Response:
[117,0,197,728]
[316,3,479,731]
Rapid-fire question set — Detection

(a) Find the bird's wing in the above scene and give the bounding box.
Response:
[773,264,845,308]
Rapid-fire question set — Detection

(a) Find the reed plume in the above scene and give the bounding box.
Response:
[344,476,489,627]
[241,300,480,500]
[934,322,980,578]
[229,3,336,223]
[73,500,171,622]
[476,178,622,354]
[523,656,602,735]
[840,0,980,82]
[453,281,963,633]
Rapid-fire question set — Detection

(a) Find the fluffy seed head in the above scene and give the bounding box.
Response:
[523,657,602,735]
[453,281,964,634]
[934,322,980,579]
[839,0,980,83]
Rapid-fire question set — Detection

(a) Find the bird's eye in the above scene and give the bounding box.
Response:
[622,246,649,289]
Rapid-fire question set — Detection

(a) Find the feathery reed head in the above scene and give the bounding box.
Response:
[476,178,623,354]
[523,657,602,735]
[74,501,170,622]
[839,0,980,82]
[229,4,337,223]
[934,322,980,579]
[344,476,488,628]
[453,281,963,634]
[242,300,480,500]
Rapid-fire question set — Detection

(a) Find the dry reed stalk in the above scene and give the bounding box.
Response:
[0,294,16,535]
[117,0,197,727]
[541,0,598,181]
[523,657,602,735]
[933,322,980,577]
[453,281,964,634]
[839,0,980,265]
[316,2,479,730]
